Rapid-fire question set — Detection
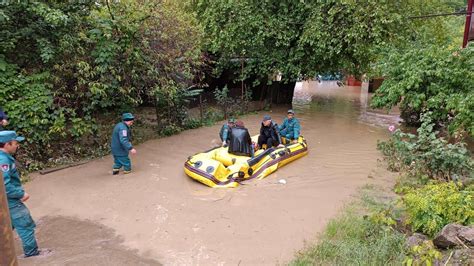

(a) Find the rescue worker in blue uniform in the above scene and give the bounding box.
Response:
[219,118,236,146]
[0,131,41,257]
[278,109,301,144]
[111,113,137,175]
[0,107,8,131]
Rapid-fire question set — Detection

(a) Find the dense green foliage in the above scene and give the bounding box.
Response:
[378,115,473,182]
[372,46,474,136]
[402,182,474,236]
[193,0,402,82]
[378,115,473,256]
[0,1,202,162]
[371,2,473,261]
[370,1,471,135]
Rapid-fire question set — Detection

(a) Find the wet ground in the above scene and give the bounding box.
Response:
[17,81,400,265]
[17,216,160,266]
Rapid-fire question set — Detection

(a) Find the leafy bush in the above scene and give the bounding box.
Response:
[0,58,96,161]
[378,115,473,182]
[0,1,203,165]
[402,182,474,236]
[213,86,234,119]
[183,118,202,130]
[371,46,474,137]
[214,86,253,119]
[202,106,224,126]
[160,124,183,137]
[404,241,442,266]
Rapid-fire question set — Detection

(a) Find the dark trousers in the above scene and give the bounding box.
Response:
[10,203,39,257]
[258,135,276,149]
[113,155,131,171]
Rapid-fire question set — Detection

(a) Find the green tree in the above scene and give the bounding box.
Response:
[193,0,402,83]
[369,0,471,135]
[371,46,474,137]
[0,0,204,163]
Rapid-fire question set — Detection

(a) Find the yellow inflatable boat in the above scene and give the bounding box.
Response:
[184,136,308,188]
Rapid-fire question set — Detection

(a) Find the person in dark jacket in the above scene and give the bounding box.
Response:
[0,107,9,131]
[219,118,236,146]
[111,113,137,175]
[228,120,254,157]
[258,115,283,149]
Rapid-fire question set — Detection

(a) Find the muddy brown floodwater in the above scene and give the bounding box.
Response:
[18,81,400,265]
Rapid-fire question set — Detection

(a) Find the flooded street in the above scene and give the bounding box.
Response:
[21,81,399,265]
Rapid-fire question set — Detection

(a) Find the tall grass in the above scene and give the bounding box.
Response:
[290,186,406,265]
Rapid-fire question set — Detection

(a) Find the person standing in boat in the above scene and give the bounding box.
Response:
[278,109,301,144]
[258,115,283,149]
[111,113,137,175]
[228,120,254,157]
[219,118,236,146]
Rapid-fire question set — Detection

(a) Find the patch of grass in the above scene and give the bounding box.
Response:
[290,186,407,266]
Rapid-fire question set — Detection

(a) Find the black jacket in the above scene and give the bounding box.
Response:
[259,121,281,144]
[228,126,252,156]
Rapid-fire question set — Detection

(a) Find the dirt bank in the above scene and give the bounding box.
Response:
[16,81,399,265]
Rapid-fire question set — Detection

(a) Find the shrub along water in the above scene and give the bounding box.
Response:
[371,46,474,137]
[377,114,473,183]
[375,115,473,264]
[291,186,406,265]
[377,114,473,235]
[401,182,474,237]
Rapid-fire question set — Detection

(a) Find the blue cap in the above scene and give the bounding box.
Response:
[122,113,135,121]
[0,131,25,143]
[263,115,271,121]
[287,109,295,114]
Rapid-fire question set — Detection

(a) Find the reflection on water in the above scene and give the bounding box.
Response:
[293,81,401,129]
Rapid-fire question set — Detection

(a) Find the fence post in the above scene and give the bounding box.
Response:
[199,94,204,124]
[462,0,473,47]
